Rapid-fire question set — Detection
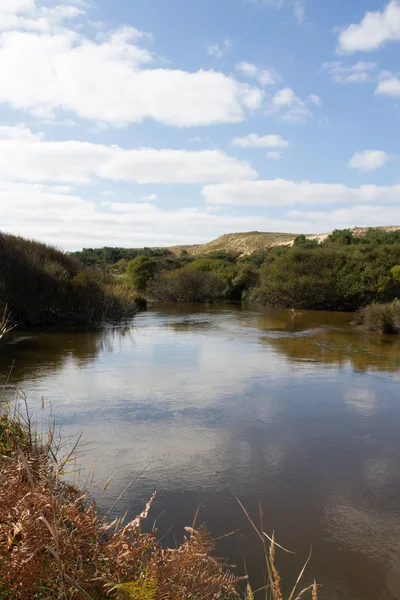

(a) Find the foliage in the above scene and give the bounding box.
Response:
[251,244,400,311]
[0,232,138,325]
[354,300,400,334]
[324,228,400,247]
[70,247,172,268]
[151,268,226,303]
[127,256,158,292]
[293,235,319,249]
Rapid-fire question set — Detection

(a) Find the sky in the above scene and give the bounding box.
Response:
[1,0,400,250]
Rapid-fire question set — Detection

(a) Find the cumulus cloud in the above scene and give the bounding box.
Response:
[0,126,257,184]
[0,180,309,250]
[348,150,390,171]
[246,0,306,23]
[376,76,400,96]
[267,151,283,160]
[323,61,378,83]
[232,133,289,148]
[235,61,280,86]
[207,38,232,59]
[336,1,400,54]
[0,4,263,127]
[202,179,400,206]
[5,179,400,250]
[267,87,317,121]
[293,0,305,24]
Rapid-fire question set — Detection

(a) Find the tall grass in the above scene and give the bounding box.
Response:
[355,300,400,334]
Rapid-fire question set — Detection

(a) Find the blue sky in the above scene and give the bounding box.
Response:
[1,0,400,249]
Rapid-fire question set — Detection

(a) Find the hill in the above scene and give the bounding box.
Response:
[168,226,400,256]
[167,231,297,256]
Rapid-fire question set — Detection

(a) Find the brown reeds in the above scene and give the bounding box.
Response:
[0,399,241,600]
[234,496,318,600]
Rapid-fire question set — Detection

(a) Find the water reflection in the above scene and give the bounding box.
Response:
[2,305,400,600]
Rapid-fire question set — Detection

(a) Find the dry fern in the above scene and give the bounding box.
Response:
[0,402,241,600]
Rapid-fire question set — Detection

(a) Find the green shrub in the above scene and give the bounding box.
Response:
[251,245,400,311]
[151,268,226,302]
[127,256,158,292]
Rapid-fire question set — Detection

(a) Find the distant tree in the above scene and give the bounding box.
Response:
[327,229,355,245]
[293,235,319,249]
[151,268,226,302]
[127,256,157,292]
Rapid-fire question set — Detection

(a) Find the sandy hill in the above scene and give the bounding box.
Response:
[167,227,400,257]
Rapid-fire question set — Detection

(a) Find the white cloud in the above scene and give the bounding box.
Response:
[5,180,400,250]
[323,61,378,83]
[0,12,263,127]
[0,0,35,13]
[267,151,283,160]
[0,123,43,141]
[202,179,400,206]
[348,150,389,171]
[0,126,257,184]
[246,0,306,23]
[293,0,305,24]
[376,76,400,96]
[232,133,289,148]
[207,38,232,59]
[286,205,400,230]
[267,87,317,121]
[337,1,400,54]
[143,193,158,201]
[0,180,310,250]
[235,61,280,86]
[308,94,321,106]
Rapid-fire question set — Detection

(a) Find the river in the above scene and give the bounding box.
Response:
[2,304,400,599]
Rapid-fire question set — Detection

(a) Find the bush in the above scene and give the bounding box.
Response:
[355,301,400,334]
[151,268,226,302]
[251,245,400,311]
[127,256,157,292]
[0,232,138,325]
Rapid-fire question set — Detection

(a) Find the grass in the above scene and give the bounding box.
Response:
[355,300,400,334]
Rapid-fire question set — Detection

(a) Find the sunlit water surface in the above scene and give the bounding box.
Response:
[2,304,400,600]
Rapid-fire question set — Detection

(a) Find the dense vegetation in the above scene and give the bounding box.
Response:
[5,228,400,323]
[70,246,173,267]
[77,229,400,311]
[0,232,139,326]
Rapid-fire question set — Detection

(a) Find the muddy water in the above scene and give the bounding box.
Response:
[2,304,400,599]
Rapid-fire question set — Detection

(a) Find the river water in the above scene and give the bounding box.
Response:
[2,304,400,599]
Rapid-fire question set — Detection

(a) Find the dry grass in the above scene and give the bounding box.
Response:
[0,398,241,600]
[0,395,319,600]
[355,300,400,334]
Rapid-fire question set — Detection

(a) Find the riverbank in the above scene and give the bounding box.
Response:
[0,400,241,599]
[0,396,319,600]
[72,229,400,312]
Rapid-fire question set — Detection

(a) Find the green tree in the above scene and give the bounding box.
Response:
[127,256,157,292]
